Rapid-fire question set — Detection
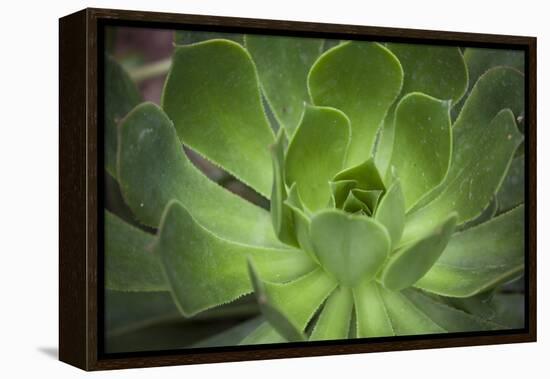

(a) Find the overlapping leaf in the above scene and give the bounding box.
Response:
[388,44,468,105]
[156,201,316,317]
[403,67,524,241]
[105,211,166,291]
[380,213,457,291]
[245,35,323,135]
[105,36,526,347]
[162,39,275,196]
[403,289,500,332]
[374,178,405,248]
[416,205,524,297]
[310,210,390,287]
[497,155,525,213]
[285,105,351,210]
[378,286,445,335]
[270,130,298,246]
[353,281,394,338]
[310,287,353,341]
[463,47,524,94]
[249,263,338,337]
[117,102,281,247]
[309,41,403,166]
[389,93,452,209]
[104,54,141,178]
[376,44,467,178]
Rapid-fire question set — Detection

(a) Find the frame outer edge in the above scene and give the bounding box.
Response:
[86,7,100,370]
[527,37,537,342]
[59,7,537,371]
[59,9,88,370]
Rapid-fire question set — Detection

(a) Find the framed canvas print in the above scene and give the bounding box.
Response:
[59,7,537,371]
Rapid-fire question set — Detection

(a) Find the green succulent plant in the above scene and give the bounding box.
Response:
[104,31,525,351]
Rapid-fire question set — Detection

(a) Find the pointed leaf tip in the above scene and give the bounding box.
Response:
[270,129,298,247]
[248,261,332,342]
[375,178,406,248]
[381,212,458,291]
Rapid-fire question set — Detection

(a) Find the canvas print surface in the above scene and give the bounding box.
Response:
[103,26,526,354]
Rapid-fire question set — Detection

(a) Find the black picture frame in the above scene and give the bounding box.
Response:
[59,7,537,371]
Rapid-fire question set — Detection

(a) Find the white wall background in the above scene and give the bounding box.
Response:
[0,0,546,377]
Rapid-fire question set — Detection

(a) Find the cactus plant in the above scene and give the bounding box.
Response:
[104,31,525,352]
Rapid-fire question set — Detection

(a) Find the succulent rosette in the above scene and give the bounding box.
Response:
[105,32,525,350]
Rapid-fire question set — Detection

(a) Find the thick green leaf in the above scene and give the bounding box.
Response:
[248,261,307,341]
[117,102,281,247]
[376,44,466,178]
[455,49,524,119]
[333,158,385,191]
[245,35,323,135]
[308,41,403,166]
[330,180,358,209]
[285,105,351,210]
[380,213,457,291]
[342,191,370,214]
[453,50,525,119]
[416,205,525,297]
[454,67,524,137]
[285,182,309,214]
[262,93,281,132]
[379,286,445,335]
[458,196,498,231]
[162,39,275,196]
[104,170,140,227]
[105,211,166,291]
[445,291,496,320]
[348,309,357,338]
[353,281,394,338]
[285,184,316,261]
[464,48,524,93]
[388,44,468,104]
[403,107,523,242]
[310,210,390,286]
[374,179,405,248]
[270,130,298,246]
[249,264,338,334]
[407,67,524,217]
[104,54,141,178]
[390,93,452,209]
[174,30,243,45]
[156,201,316,317]
[352,189,383,214]
[310,286,353,341]
[404,290,499,332]
[497,155,524,213]
[239,322,286,345]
